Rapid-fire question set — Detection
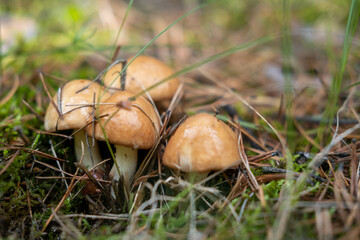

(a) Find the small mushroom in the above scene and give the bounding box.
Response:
[162,113,240,181]
[44,79,110,170]
[103,55,180,103]
[86,90,161,189]
[82,169,107,196]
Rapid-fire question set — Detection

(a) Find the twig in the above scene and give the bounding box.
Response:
[43,180,59,203]
[50,139,69,190]
[111,45,122,63]
[166,82,184,118]
[41,72,68,82]
[0,150,20,176]
[51,209,78,239]
[13,125,30,145]
[76,163,113,201]
[0,75,19,106]
[120,59,127,90]
[21,99,44,122]
[26,184,33,219]
[0,147,65,161]
[27,127,72,139]
[64,213,128,220]
[237,131,265,207]
[248,150,278,162]
[39,71,62,117]
[34,159,73,176]
[350,139,358,197]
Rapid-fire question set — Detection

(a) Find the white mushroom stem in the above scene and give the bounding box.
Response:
[109,145,138,187]
[74,129,103,170]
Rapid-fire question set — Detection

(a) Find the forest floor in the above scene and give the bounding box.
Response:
[1,0,360,239]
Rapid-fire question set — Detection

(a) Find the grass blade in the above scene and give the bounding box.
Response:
[317,0,360,144]
[108,0,134,63]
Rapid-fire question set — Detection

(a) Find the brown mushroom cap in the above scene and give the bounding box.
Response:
[103,55,180,101]
[44,80,110,132]
[162,113,240,173]
[87,90,161,149]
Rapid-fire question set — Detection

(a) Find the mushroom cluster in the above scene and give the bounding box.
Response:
[87,90,161,188]
[44,55,240,201]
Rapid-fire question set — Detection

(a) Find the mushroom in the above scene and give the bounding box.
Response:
[86,90,161,188]
[81,169,106,196]
[103,55,180,104]
[162,113,240,182]
[44,79,110,170]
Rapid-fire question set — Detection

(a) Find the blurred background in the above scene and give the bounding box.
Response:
[1,0,357,118]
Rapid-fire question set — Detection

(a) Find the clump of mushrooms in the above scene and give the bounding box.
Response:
[86,90,161,190]
[162,113,240,182]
